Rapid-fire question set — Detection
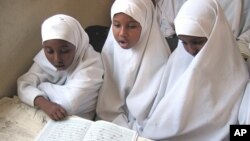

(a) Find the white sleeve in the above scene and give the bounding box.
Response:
[17,63,48,107]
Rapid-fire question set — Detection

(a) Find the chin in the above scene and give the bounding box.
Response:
[56,68,66,71]
[121,47,131,49]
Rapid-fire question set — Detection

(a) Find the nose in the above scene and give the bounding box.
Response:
[119,26,128,37]
[184,44,199,56]
[54,53,63,64]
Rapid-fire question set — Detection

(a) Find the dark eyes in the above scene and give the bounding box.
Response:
[182,40,206,45]
[112,23,120,28]
[193,40,206,45]
[182,41,187,45]
[113,22,139,29]
[45,48,53,54]
[60,48,70,53]
[45,47,70,54]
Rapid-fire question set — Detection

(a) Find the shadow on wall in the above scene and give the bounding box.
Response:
[0,0,113,98]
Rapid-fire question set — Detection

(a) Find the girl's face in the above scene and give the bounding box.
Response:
[43,39,76,70]
[112,13,142,49]
[178,35,207,56]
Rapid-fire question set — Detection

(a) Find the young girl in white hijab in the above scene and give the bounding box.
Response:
[141,0,249,140]
[96,0,171,131]
[155,0,250,57]
[17,14,104,121]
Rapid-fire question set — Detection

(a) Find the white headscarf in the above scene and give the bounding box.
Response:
[18,14,103,119]
[96,0,170,130]
[156,0,250,57]
[141,0,249,140]
[36,14,88,73]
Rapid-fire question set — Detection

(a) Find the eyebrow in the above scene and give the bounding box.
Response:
[112,19,138,23]
[129,21,139,24]
[43,44,70,49]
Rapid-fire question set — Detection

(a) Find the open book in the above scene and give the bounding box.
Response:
[35,116,138,141]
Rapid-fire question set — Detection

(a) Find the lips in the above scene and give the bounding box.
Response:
[118,39,129,48]
[55,64,65,70]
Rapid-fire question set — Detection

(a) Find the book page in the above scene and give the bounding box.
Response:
[35,116,93,141]
[83,120,138,141]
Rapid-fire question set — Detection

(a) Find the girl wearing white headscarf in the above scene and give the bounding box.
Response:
[96,0,170,131]
[156,0,250,57]
[141,0,249,140]
[18,14,103,120]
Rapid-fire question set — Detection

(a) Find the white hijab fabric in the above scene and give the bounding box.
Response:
[18,14,104,119]
[238,79,250,124]
[141,0,249,140]
[218,0,250,58]
[218,0,250,42]
[155,0,186,37]
[96,0,170,130]
[230,0,250,125]
[156,0,250,57]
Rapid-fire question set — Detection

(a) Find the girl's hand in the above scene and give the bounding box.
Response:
[34,96,68,121]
